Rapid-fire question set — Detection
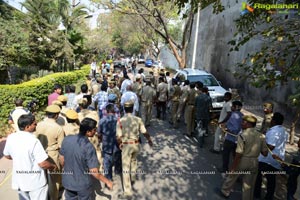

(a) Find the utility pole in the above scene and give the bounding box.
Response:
[191,3,201,69]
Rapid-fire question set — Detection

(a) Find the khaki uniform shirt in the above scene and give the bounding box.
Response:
[78,109,100,151]
[78,109,99,124]
[63,123,79,136]
[35,118,64,168]
[116,114,147,142]
[187,88,198,105]
[35,118,65,152]
[236,128,267,158]
[260,113,273,133]
[140,85,156,104]
[132,82,143,99]
[169,85,182,102]
[157,82,168,102]
[180,85,190,103]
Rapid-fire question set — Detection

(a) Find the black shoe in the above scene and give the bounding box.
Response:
[209,149,221,154]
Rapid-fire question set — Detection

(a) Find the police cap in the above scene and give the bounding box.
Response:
[66,109,78,120]
[57,95,68,102]
[263,102,273,110]
[124,100,134,108]
[45,105,61,113]
[52,100,63,106]
[243,115,257,123]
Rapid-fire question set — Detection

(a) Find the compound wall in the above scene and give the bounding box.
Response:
[186,0,297,120]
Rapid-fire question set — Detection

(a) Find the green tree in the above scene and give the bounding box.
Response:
[92,0,191,68]
[22,0,89,72]
[0,1,30,83]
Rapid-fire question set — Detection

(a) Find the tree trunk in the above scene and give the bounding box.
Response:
[6,66,12,84]
[289,110,300,145]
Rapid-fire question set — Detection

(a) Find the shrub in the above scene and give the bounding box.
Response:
[0,65,89,137]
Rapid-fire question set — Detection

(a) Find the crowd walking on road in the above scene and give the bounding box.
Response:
[3,60,299,200]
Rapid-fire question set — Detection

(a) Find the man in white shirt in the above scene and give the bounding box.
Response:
[254,112,288,200]
[72,84,89,109]
[4,114,57,200]
[121,85,139,116]
[120,74,133,94]
[91,61,97,78]
[211,92,232,153]
[8,99,30,132]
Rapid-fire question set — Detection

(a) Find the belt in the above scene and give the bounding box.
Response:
[188,104,194,106]
[123,140,139,144]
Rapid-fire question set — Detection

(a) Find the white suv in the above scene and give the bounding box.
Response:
[174,68,227,112]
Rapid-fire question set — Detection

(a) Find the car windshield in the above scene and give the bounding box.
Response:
[188,75,219,86]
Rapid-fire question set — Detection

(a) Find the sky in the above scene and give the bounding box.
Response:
[5,0,102,29]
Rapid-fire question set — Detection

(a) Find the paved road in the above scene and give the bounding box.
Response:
[0,116,243,200]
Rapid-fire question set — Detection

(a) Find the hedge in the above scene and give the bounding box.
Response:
[0,65,90,128]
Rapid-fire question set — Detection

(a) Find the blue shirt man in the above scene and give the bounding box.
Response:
[222,100,243,173]
[225,109,243,143]
[59,118,112,199]
[98,104,122,180]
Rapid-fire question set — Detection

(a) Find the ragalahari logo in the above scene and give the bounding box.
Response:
[241,2,254,15]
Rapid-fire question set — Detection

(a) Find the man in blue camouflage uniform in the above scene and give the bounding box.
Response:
[98,104,121,181]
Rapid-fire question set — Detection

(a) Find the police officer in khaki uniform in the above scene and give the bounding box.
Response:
[156,76,168,120]
[52,100,67,126]
[169,78,182,128]
[185,82,198,136]
[116,101,153,199]
[108,78,121,105]
[220,115,268,200]
[177,80,190,122]
[260,102,273,134]
[63,109,80,136]
[57,95,69,116]
[132,74,143,114]
[35,105,65,200]
[139,77,156,126]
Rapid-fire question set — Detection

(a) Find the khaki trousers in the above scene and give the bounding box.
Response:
[221,157,258,200]
[186,105,195,136]
[176,101,186,120]
[141,102,152,126]
[47,151,61,200]
[171,101,179,128]
[122,143,139,196]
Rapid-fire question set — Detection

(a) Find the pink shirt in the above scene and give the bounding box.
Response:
[48,92,59,105]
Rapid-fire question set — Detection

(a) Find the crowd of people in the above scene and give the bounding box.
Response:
[4,61,300,200]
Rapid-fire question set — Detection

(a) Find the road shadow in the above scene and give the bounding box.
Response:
[128,117,242,200]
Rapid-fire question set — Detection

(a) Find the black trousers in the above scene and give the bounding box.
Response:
[254,162,278,200]
[156,101,166,119]
[222,140,236,172]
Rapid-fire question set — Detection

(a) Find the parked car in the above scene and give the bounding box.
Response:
[145,58,154,67]
[174,68,227,112]
[138,55,145,63]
